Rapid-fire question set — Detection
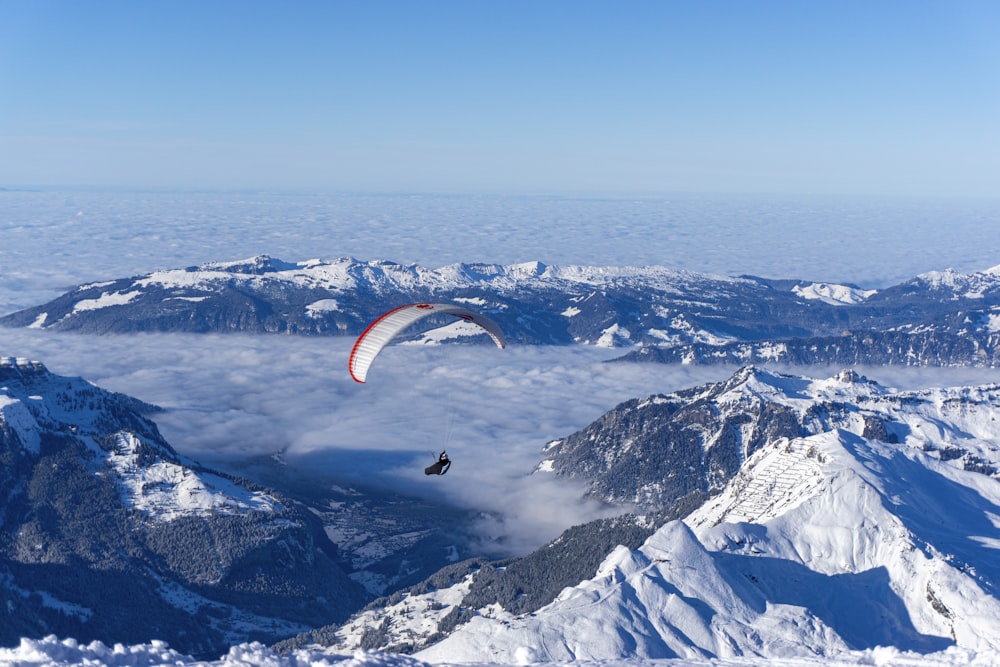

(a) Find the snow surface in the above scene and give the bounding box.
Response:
[106,432,282,522]
[792,282,877,305]
[1,359,284,524]
[306,299,342,317]
[71,289,143,313]
[0,636,997,666]
[0,394,42,455]
[10,354,1000,666]
[406,370,1000,664]
[68,256,753,309]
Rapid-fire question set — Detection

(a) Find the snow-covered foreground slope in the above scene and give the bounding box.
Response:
[0,637,997,667]
[414,370,1000,663]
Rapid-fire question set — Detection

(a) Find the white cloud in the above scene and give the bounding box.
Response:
[4,190,1000,555]
[0,328,731,553]
[8,328,1000,556]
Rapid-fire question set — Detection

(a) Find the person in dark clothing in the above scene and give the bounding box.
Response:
[424,450,451,475]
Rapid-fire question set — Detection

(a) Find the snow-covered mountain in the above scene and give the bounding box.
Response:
[537,366,998,508]
[295,367,1000,661]
[0,356,371,657]
[621,267,1000,366]
[0,255,795,347]
[5,255,1000,367]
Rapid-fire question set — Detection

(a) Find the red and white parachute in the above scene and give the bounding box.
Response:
[349,303,506,383]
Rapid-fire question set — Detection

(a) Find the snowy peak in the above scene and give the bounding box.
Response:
[0,356,282,523]
[7,256,1000,366]
[437,260,550,284]
[2,355,161,451]
[0,256,780,349]
[277,367,1000,661]
[683,425,1000,647]
[199,254,301,274]
[415,369,1000,662]
[713,365,880,410]
[539,366,999,509]
[792,281,877,305]
[535,366,814,507]
[912,265,1000,299]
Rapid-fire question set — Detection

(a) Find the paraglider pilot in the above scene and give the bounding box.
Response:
[425,451,451,476]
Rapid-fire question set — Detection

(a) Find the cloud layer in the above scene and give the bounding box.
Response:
[0,328,731,552]
[4,190,1000,554]
[6,327,1000,555]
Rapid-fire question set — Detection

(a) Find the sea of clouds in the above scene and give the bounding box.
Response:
[2,189,1000,664]
[0,190,1000,553]
[4,189,1000,313]
[3,188,1000,553]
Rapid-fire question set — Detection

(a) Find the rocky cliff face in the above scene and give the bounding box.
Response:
[536,367,806,507]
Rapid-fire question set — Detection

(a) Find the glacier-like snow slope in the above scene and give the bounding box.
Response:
[415,369,1000,662]
[2,636,997,667]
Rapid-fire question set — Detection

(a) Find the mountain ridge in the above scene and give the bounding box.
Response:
[0,357,369,657]
[292,366,1000,660]
[5,255,1000,367]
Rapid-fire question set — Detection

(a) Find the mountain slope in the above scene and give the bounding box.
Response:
[0,255,812,347]
[0,356,367,658]
[415,369,1000,661]
[274,508,700,656]
[296,367,1000,660]
[538,367,999,508]
[535,367,806,508]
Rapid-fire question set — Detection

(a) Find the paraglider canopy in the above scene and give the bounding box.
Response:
[349,302,506,383]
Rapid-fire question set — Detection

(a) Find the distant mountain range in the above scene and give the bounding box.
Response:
[0,357,480,658]
[283,366,1000,660]
[4,255,1000,367]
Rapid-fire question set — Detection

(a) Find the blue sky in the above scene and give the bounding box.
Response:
[1,0,998,196]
